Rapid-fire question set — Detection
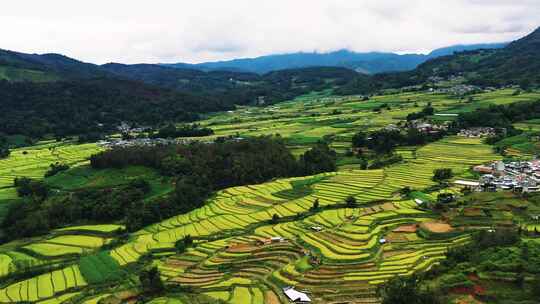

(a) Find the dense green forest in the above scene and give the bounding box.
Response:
[0,79,223,138]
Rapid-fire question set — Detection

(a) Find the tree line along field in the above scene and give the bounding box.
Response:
[0,136,504,303]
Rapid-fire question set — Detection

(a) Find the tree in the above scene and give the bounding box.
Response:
[379,275,440,304]
[352,131,368,148]
[359,157,368,170]
[437,193,454,204]
[406,105,435,121]
[271,214,280,223]
[533,275,540,298]
[433,168,453,182]
[300,142,337,175]
[0,148,9,159]
[174,176,210,213]
[400,187,412,197]
[139,267,165,295]
[175,235,194,253]
[44,162,70,178]
[310,199,320,211]
[129,178,151,195]
[345,196,357,208]
[516,271,525,288]
[14,177,49,199]
[521,243,530,261]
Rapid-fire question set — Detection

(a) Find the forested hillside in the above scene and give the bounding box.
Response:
[102,64,357,105]
[0,49,108,80]
[0,51,356,139]
[0,79,224,138]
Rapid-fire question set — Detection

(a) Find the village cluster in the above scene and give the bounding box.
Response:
[97,138,181,148]
[462,159,540,193]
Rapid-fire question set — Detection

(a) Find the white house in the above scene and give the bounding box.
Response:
[270,237,285,243]
[283,287,311,303]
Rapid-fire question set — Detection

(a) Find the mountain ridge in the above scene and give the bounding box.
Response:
[162,43,507,74]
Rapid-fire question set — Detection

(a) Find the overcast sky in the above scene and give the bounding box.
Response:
[1,0,538,64]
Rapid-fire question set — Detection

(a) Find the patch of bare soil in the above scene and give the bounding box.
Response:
[421,221,453,233]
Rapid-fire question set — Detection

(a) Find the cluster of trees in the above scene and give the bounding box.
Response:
[13,177,49,199]
[139,267,165,295]
[44,162,70,178]
[150,123,214,139]
[379,275,440,304]
[432,168,453,182]
[0,135,9,159]
[353,128,445,154]
[334,71,420,96]
[175,235,194,253]
[1,178,150,241]
[450,99,540,152]
[428,229,522,279]
[89,137,336,231]
[406,104,434,121]
[0,79,220,138]
[368,153,403,169]
[455,100,540,132]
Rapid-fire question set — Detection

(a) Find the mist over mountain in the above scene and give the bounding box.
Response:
[163,43,507,74]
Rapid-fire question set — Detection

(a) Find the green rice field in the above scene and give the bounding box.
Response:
[1,88,537,303]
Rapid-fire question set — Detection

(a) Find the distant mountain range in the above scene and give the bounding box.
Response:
[336,27,540,94]
[0,27,537,139]
[162,43,507,74]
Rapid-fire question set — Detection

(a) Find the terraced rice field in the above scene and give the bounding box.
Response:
[0,135,501,303]
[0,141,102,189]
[0,225,119,282]
[96,137,496,303]
[0,265,86,303]
[1,89,524,303]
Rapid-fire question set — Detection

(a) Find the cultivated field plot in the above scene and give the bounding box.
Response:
[91,137,496,303]
[190,89,539,154]
[0,265,86,303]
[0,225,119,285]
[0,141,102,189]
[1,136,494,303]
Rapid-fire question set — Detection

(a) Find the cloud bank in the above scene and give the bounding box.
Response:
[1,0,538,64]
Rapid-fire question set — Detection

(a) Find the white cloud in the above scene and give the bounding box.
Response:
[0,0,538,64]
